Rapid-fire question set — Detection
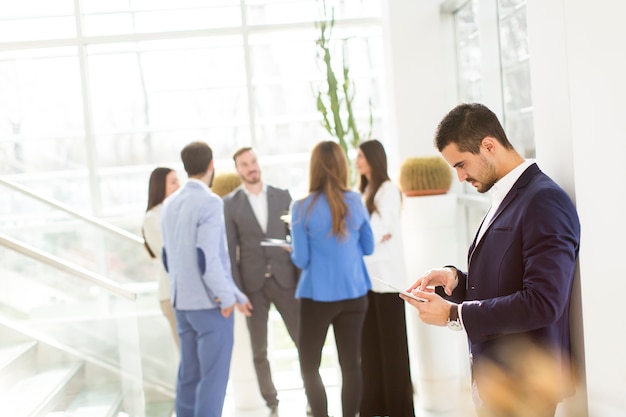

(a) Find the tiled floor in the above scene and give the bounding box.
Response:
[221,385,477,417]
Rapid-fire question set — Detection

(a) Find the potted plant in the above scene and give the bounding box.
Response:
[314,0,372,182]
[211,172,241,197]
[399,156,453,196]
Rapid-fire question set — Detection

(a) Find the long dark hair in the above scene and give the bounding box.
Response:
[306,141,350,237]
[143,167,173,258]
[358,139,390,215]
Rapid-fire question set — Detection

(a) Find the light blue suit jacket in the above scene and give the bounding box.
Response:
[161,179,246,310]
[290,191,374,302]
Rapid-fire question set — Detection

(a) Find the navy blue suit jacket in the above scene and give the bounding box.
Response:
[447,163,580,398]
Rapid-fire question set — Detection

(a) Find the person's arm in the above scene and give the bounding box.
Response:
[357,198,375,256]
[223,196,243,290]
[142,209,162,258]
[462,187,580,341]
[284,190,293,237]
[369,182,401,243]
[289,200,310,269]
[196,197,237,308]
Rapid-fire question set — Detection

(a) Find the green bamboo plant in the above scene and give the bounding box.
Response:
[315,1,373,167]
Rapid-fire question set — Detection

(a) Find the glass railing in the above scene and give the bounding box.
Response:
[0,232,176,416]
[0,177,156,286]
[0,176,338,401]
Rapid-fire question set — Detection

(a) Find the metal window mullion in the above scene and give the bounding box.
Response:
[240,0,257,148]
[74,0,102,218]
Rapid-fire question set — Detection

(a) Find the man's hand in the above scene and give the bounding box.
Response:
[221,299,253,318]
[236,299,253,317]
[221,304,235,318]
[408,267,459,296]
[400,290,456,327]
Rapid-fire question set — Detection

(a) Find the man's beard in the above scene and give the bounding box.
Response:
[208,169,215,188]
[472,154,498,193]
[242,171,261,185]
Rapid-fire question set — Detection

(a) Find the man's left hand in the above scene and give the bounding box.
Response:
[400,289,455,327]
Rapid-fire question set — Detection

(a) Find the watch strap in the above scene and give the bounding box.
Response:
[449,304,459,322]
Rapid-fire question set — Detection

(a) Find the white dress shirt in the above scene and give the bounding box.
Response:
[242,183,268,234]
[475,159,535,245]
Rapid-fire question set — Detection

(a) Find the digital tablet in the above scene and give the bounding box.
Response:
[260,238,291,247]
[372,277,426,302]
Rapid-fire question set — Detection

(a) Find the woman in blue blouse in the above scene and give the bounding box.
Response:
[290,141,374,417]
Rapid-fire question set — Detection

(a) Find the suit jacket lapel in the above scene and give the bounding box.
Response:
[237,188,265,236]
[266,187,280,235]
[467,163,538,265]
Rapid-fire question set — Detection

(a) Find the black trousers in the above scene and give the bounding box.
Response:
[299,296,368,417]
[360,291,415,417]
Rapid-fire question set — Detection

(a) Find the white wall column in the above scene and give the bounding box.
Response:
[380,0,454,176]
[401,194,469,412]
[527,1,626,416]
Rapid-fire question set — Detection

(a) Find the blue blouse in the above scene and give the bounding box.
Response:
[290,190,374,302]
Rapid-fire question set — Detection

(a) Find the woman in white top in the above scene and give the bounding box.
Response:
[142,167,180,348]
[355,139,415,417]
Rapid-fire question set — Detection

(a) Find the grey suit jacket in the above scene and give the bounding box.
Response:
[223,185,298,293]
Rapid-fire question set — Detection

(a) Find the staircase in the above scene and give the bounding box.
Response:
[0,182,177,416]
[0,325,175,417]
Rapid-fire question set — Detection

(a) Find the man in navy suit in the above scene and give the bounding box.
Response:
[402,103,581,417]
[161,141,253,417]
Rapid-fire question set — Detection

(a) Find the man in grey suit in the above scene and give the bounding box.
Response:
[223,147,300,416]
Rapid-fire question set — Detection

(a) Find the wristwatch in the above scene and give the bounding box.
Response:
[446,304,463,331]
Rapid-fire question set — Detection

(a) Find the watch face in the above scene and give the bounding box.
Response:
[447,320,463,331]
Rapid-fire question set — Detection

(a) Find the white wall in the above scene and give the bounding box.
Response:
[527,1,626,416]
[381,0,452,167]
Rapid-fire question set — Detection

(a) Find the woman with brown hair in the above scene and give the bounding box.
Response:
[356,139,415,417]
[290,141,374,417]
[142,166,180,348]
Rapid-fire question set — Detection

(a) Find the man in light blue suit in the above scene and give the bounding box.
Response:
[161,141,252,417]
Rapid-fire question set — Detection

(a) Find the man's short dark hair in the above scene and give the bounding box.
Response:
[434,103,514,153]
[181,141,213,176]
[232,147,253,163]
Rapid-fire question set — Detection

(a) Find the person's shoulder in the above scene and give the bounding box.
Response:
[145,203,162,217]
[380,179,399,192]
[293,193,315,211]
[143,204,161,227]
[223,186,244,203]
[267,184,290,195]
[345,189,363,203]
[376,180,401,198]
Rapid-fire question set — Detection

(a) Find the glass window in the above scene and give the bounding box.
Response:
[498,0,535,157]
[0,46,89,210]
[455,0,482,103]
[452,0,535,248]
[80,0,241,36]
[0,0,385,394]
[245,0,381,25]
[0,1,76,42]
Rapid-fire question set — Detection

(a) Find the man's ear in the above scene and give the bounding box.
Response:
[481,136,497,153]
